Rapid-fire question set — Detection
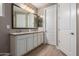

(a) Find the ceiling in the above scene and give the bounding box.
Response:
[31,3,50,8]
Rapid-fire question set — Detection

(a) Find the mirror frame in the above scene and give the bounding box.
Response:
[11,3,38,29]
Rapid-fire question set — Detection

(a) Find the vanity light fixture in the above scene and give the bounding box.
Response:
[20,4,35,13]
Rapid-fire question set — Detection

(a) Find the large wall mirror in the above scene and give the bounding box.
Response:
[12,4,39,29]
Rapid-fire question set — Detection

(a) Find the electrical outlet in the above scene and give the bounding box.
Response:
[6,25,10,29]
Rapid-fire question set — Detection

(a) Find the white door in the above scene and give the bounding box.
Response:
[46,5,57,45]
[58,3,76,56]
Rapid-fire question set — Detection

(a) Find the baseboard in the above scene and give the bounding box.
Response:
[0,53,10,56]
[56,45,60,49]
[55,46,67,56]
[59,50,67,56]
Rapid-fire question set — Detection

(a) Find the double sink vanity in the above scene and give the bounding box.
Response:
[10,4,44,56]
[10,31,44,56]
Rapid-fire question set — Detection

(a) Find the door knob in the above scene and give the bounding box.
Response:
[70,33,74,35]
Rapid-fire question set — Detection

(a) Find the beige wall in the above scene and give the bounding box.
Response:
[0,3,12,53]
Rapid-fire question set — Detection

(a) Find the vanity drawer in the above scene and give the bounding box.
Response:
[15,34,33,39]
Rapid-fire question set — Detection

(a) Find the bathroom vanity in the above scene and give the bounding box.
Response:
[10,4,44,56]
[10,31,44,56]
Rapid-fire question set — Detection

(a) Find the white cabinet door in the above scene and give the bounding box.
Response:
[41,33,43,44]
[39,33,43,44]
[16,38,27,56]
[26,34,34,52]
[38,33,41,46]
[33,33,38,48]
[38,33,43,46]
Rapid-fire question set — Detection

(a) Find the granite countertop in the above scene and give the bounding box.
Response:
[10,31,44,36]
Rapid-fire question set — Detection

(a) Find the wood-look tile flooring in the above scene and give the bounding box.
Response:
[26,44,66,56]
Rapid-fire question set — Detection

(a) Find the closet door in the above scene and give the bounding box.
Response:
[58,3,76,56]
[46,5,57,45]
